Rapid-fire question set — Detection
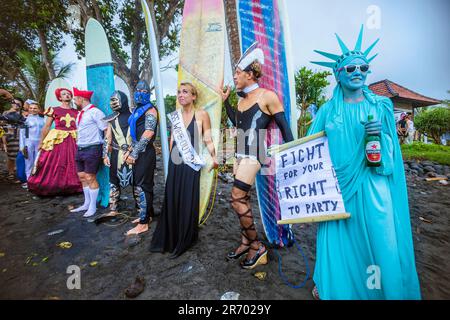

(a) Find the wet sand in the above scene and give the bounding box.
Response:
[0,152,448,300]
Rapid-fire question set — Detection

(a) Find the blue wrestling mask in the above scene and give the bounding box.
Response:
[134,80,151,106]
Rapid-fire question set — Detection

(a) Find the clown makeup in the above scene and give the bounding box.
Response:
[60,90,73,102]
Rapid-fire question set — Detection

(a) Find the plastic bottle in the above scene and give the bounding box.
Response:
[365,115,381,167]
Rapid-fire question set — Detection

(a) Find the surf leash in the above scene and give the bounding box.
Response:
[269,232,311,289]
[97,210,139,227]
[199,169,219,226]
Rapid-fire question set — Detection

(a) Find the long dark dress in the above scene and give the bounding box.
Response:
[150,115,200,257]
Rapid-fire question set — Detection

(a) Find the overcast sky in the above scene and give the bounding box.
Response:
[60,0,450,101]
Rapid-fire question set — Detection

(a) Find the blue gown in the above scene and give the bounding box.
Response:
[308,86,421,300]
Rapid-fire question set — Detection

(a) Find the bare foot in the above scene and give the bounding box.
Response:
[126,223,149,236]
[132,217,152,224]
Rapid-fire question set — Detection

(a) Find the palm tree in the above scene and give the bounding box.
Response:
[224,0,241,67]
[15,50,74,104]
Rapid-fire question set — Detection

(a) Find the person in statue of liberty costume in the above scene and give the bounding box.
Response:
[308,26,421,300]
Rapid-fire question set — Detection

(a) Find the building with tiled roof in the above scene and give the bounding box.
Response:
[369,79,441,114]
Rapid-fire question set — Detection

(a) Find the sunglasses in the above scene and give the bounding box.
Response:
[338,64,370,74]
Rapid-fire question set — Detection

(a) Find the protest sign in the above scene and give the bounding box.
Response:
[269,132,350,224]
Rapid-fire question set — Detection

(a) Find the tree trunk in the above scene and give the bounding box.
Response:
[129,0,143,95]
[224,0,241,67]
[36,28,56,81]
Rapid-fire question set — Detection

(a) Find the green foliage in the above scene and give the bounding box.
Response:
[70,0,183,68]
[297,112,312,137]
[414,107,450,145]
[164,94,177,114]
[15,50,73,104]
[0,0,70,96]
[295,66,332,137]
[220,87,238,129]
[401,142,450,165]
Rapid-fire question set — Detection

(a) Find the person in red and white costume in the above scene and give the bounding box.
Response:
[70,87,108,217]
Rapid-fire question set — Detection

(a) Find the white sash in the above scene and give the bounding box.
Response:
[168,110,205,171]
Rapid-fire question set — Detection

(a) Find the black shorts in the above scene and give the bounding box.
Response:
[75,144,102,174]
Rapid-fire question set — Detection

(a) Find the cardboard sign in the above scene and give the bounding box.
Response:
[270,132,350,224]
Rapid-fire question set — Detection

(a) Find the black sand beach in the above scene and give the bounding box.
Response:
[0,150,449,300]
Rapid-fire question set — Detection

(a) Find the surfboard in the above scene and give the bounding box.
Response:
[85,18,114,208]
[236,0,297,247]
[141,0,170,179]
[178,0,225,223]
[45,78,72,129]
[45,78,72,109]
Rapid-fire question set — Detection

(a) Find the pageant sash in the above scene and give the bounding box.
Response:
[168,110,205,172]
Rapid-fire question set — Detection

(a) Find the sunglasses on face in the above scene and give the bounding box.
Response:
[338,64,370,74]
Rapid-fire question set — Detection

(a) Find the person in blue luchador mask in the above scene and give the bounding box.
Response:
[307,26,421,300]
[124,80,158,236]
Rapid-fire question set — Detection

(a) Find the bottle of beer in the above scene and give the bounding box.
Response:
[365,115,381,167]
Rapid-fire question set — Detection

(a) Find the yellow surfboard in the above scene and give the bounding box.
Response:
[178,0,225,223]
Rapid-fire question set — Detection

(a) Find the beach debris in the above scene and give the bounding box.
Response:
[58,241,72,249]
[420,192,427,195]
[0,252,5,258]
[220,292,240,300]
[254,272,267,281]
[124,276,146,299]
[25,253,38,265]
[48,229,64,236]
[425,176,448,182]
[41,257,49,263]
[419,217,433,224]
[46,296,60,300]
[125,235,142,247]
[182,264,193,273]
[439,180,448,185]
[90,261,98,267]
[2,269,7,273]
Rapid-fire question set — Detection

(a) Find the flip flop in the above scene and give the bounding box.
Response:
[94,212,120,225]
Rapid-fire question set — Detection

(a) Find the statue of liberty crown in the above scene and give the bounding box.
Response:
[311,25,379,74]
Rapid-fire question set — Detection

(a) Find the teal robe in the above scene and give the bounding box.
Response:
[308,85,421,300]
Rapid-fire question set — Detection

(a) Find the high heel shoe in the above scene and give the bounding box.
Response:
[227,243,250,260]
[241,243,268,269]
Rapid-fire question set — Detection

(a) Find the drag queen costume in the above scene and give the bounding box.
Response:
[28,89,82,196]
